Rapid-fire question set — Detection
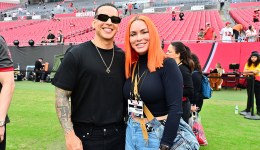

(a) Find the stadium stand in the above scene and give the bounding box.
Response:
[0,9,224,45]
[230,8,260,30]
[230,2,260,8]
[0,20,45,32]
[0,17,94,45]
[0,2,18,11]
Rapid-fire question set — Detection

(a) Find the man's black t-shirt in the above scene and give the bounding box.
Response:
[47,34,55,43]
[52,41,125,126]
[0,36,13,124]
[34,60,43,71]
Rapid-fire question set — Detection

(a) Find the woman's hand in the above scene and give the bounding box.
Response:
[191,105,199,112]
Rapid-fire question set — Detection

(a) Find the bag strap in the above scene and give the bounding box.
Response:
[144,104,155,121]
[139,118,148,141]
[132,63,151,142]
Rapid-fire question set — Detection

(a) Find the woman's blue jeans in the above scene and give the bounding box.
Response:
[125,117,200,150]
[125,117,163,150]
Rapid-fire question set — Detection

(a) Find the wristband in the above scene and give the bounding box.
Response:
[0,121,5,127]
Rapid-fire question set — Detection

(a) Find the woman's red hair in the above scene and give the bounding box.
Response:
[125,15,166,78]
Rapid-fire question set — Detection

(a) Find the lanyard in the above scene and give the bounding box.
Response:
[130,63,147,100]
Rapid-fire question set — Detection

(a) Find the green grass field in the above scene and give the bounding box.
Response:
[6,81,260,150]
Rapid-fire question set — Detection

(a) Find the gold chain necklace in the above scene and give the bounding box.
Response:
[94,45,114,74]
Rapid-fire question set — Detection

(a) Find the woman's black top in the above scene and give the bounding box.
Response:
[178,63,194,100]
[191,70,203,105]
[123,54,183,147]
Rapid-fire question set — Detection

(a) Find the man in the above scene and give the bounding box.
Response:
[179,10,184,21]
[52,3,125,150]
[34,58,44,82]
[219,0,225,11]
[204,23,216,41]
[56,30,64,44]
[232,23,244,42]
[0,36,15,150]
[127,3,132,15]
[220,22,233,43]
[47,30,55,43]
[253,9,259,23]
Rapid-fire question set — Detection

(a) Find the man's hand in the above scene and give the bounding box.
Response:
[0,126,5,143]
[65,131,83,150]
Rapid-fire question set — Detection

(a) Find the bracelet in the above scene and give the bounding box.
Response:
[0,120,5,127]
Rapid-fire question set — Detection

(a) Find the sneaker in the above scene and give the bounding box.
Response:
[240,110,250,116]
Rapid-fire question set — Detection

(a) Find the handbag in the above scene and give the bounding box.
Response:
[190,112,208,146]
[143,105,200,150]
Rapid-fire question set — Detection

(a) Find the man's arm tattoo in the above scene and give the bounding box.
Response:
[55,87,73,134]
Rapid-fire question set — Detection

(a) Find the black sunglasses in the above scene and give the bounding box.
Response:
[95,14,121,24]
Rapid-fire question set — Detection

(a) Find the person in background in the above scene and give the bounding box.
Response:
[232,23,244,42]
[52,3,125,150]
[0,36,15,150]
[220,22,233,43]
[124,4,128,15]
[127,3,132,15]
[51,10,55,19]
[204,23,216,41]
[56,30,64,44]
[219,0,225,11]
[191,53,204,112]
[34,58,44,82]
[124,15,183,150]
[47,30,55,43]
[240,51,260,116]
[172,10,176,21]
[179,10,184,21]
[246,25,257,42]
[40,36,47,45]
[253,9,259,23]
[197,28,205,43]
[166,42,194,124]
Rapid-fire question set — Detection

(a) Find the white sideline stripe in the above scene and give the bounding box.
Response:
[203,42,218,72]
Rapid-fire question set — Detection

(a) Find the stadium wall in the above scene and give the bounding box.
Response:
[8,42,260,76]
[9,45,70,74]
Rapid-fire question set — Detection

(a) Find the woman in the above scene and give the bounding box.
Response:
[240,51,260,116]
[124,15,183,149]
[166,42,194,124]
[246,25,257,42]
[191,53,204,112]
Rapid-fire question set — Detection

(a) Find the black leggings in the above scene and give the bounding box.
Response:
[0,125,6,150]
[246,79,260,112]
[182,100,191,124]
[233,29,239,42]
